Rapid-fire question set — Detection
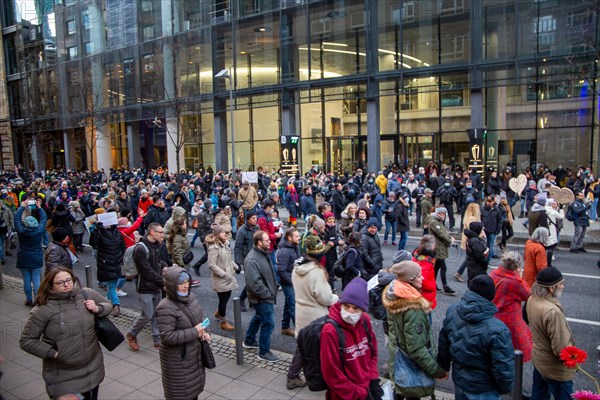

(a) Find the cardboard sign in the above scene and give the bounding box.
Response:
[509,174,528,195]
[241,172,258,184]
[97,211,118,227]
[548,186,574,205]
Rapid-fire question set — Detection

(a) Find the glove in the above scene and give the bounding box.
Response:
[368,378,384,400]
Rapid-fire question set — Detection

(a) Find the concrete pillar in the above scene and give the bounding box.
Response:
[127,123,141,169]
[214,110,228,172]
[31,135,45,171]
[62,130,76,170]
[96,125,112,172]
[366,99,380,174]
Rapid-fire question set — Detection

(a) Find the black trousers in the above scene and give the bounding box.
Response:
[216,290,232,317]
[443,202,455,229]
[434,258,448,286]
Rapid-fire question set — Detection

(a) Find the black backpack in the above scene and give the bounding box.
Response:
[332,247,356,278]
[0,210,7,235]
[297,315,372,391]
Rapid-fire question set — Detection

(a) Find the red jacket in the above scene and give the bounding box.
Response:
[321,302,379,400]
[118,216,143,248]
[490,267,532,362]
[413,251,437,309]
[138,197,154,213]
[523,240,547,287]
[257,210,277,251]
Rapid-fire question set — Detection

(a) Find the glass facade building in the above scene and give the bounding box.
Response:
[1,0,598,173]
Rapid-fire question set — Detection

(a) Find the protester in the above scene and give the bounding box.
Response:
[523,227,549,287]
[234,211,259,311]
[277,228,301,337]
[427,207,456,296]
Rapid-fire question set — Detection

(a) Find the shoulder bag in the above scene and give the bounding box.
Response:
[81,289,125,351]
[175,301,216,369]
[393,336,435,398]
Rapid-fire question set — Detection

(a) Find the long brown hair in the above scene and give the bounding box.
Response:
[35,266,78,306]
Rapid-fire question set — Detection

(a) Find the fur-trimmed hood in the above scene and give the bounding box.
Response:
[382,281,431,315]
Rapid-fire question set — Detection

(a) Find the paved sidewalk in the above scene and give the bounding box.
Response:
[0,275,453,400]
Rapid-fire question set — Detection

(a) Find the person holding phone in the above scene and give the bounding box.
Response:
[157,266,210,400]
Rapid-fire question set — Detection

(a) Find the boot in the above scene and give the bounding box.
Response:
[220,319,235,331]
[214,310,220,319]
[240,301,248,312]
[112,305,121,317]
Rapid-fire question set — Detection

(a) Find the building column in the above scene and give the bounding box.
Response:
[62,130,76,170]
[127,123,141,169]
[214,107,228,172]
[366,0,380,174]
[96,125,112,173]
[31,135,45,171]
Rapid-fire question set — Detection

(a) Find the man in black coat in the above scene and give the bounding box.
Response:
[276,228,300,337]
[234,211,258,311]
[481,196,502,261]
[329,182,345,219]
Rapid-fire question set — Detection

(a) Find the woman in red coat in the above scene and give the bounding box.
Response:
[490,251,532,362]
[412,235,438,310]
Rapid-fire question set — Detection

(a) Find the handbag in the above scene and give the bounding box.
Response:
[81,290,125,351]
[191,218,199,229]
[200,339,216,369]
[393,347,435,398]
[182,250,194,265]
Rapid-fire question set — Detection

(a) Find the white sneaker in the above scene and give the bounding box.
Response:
[116,289,127,297]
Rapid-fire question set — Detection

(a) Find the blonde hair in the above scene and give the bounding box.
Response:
[462,202,481,224]
[343,202,358,215]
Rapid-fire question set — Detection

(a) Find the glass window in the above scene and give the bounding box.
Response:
[82,10,90,29]
[67,19,76,35]
[85,42,94,55]
[68,46,78,60]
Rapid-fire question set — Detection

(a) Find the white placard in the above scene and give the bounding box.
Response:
[97,211,118,226]
[242,172,258,184]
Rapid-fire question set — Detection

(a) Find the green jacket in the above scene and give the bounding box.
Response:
[383,281,446,397]
[428,215,452,260]
[421,197,434,225]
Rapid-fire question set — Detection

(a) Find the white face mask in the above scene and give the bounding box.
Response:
[341,309,362,325]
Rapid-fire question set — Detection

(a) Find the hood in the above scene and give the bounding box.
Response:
[279,240,298,251]
[204,233,223,246]
[464,228,479,239]
[531,203,545,212]
[256,208,270,220]
[163,265,190,303]
[455,290,498,323]
[377,270,397,288]
[382,281,431,315]
[341,211,353,219]
[293,257,322,276]
[172,206,187,219]
[48,280,84,302]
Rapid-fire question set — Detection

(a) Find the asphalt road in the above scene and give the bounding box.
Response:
[3,229,599,394]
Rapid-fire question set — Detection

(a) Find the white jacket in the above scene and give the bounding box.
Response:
[545,206,563,247]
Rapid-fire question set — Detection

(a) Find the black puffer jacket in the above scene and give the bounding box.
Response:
[156,266,206,400]
[276,241,300,286]
[144,205,170,229]
[465,229,489,283]
[360,230,383,278]
[481,204,502,235]
[234,223,258,266]
[90,224,126,282]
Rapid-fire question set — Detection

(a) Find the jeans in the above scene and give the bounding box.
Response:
[570,225,587,250]
[281,284,295,329]
[457,259,467,275]
[531,367,573,400]
[245,302,275,355]
[415,206,422,227]
[191,230,199,247]
[384,220,397,242]
[129,291,162,343]
[486,233,497,261]
[0,234,5,261]
[546,244,557,267]
[591,198,598,221]
[104,279,121,306]
[231,215,238,234]
[455,386,500,400]
[397,231,408,251]
[19,268,42,302]
[270,251,280,286]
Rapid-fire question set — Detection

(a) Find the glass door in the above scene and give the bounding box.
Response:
[328,137,356,174]
[403,134,435,167]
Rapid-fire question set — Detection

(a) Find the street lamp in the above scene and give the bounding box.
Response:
[215,68,235,172]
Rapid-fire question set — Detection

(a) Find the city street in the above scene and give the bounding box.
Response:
[1,229,598,394]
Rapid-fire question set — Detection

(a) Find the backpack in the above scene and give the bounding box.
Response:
[0,210,7,235]
[121,242,149,279]
[565,204,575,222]
[465,191,476,205]
[368,286,386,320]
[333,247,356,278]
[297,315,372,392]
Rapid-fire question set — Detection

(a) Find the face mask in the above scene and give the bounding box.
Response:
[467,185,472,189]
[341,308,362,325]
[176,290,189,297]
[401,184,406,187]
[444,182,450,187]
[369,180,373,184]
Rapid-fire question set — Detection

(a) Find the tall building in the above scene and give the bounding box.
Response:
[1,0,598,174]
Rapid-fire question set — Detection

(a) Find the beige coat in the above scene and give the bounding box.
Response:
[526,295,576,382]
[214,211,233,240]
[461,214,480,249]
[239,185,258,210]
[205,234,239,293]
[292,258,338,336]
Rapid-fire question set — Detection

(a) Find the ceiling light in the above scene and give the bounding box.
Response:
[240,51,246,55]
[254,26,271,33]
[323,42,348,47]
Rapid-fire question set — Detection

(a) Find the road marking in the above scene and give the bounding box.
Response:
[566,318,600,327]
[488,266,600,280]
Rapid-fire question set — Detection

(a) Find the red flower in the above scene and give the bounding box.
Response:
[571,391,600,400]
[560,346,588,368]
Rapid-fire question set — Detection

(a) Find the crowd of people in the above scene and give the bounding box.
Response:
[0,159,592,400]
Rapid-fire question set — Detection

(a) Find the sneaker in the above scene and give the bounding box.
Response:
[116,289,127,297]
[190,280,201,287]
[443,286,457,296]
[436,286,442,292]
[286,376,307,390]
[193,264,200,276]
[383,241,387,246]
[391,242,397,246]
[578,248,588,253]
[281,328,295,337]
[153,342,160,349]
[126,333,139,352]
[112,305,120,317]
[240,302,248,312]
[257,351,280,362]
[243,341,259,349]
[569,249,580,253]
[24,300,34,307]
[453,273,465,282]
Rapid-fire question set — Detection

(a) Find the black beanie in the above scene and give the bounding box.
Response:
[52,228,69,243]
[468,275,496,301]
[469,221,483,235]
[536,267,563,287]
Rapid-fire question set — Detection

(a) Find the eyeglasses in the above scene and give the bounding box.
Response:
[53,278,73,286]
[152,230,164,234]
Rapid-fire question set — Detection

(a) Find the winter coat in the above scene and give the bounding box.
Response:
[300,194,317,218]
[144,205,170,229]
[70,209,86,235]
[360,230,383,277]
[156,266,206,400]
[353,217,369,233]
[45,241,73,271]
[528,204,549,236]
[257,209,278,251]
[339,211,355,239]
[396,201,410,233]
[412,250,437,309]
[19,285,112,399]
[375,174,388,194]
[0,202,14,231]
[490,267,532,362]
[523,240,547,287]
[461,214,480,249]
[214,211,233,240]
[205,234,238,293]
[481,204,502,235]
[321,302,379,400]
[90,225,126,282]
[168,229,192,269]
[292,257,338,335]
[238,185,259,210]
[135,237,166,294]
[163,206,187,243]
[118,216,144,248]
[15,207,48,270]
[437,290,514,395]
[284,190,298,218]
[330,190,345,219]
[234,223,258,266]
[464,229,489,282]
[276,241,300,287]
[244,247,277,304]
[428,215,452,260]
[382,199,399,222]
[138,196,153,213]
[196,208,214,242]
[383,281,446,397]
[525,295,576,382]
[570,198,591,227]
[545,207,563,247]
[50,209,75,236]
